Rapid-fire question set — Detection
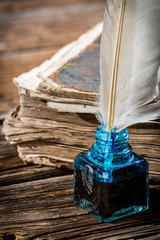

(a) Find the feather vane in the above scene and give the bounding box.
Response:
[100,0,160,131]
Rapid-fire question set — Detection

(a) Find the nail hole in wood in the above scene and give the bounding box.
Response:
[40,99,47,103]
[3,233,16,240]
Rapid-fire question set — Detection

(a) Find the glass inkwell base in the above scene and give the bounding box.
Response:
[73,126,149,222]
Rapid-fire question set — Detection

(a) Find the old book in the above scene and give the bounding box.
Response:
[3,23,102,169]
[14,23,103,113]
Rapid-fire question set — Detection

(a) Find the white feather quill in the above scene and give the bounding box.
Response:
[100,0,160,132]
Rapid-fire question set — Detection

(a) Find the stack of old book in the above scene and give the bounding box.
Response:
[2,23,103,169]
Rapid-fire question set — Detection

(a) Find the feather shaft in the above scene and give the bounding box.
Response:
[108,0,126,128]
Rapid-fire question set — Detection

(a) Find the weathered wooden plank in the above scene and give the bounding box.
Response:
[0,155,25,173]
[0,137,17,160]
[0,128,19,175]
[0,173,159,240]
[0,164,72,187]
[0,126,23,172]
[41,222,160,240]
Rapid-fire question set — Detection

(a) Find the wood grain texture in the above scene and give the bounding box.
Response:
[0,172,160,240]
[0,127,17,160]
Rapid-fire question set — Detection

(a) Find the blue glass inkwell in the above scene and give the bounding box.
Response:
[73,125,149,222]
[72,0,160,222]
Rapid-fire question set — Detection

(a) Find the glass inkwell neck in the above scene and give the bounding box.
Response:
[89,125,133,168]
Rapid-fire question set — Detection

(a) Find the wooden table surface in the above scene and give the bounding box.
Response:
[0,1,160,239]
